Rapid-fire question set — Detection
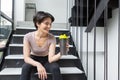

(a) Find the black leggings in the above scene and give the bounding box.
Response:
[20,55,63,80]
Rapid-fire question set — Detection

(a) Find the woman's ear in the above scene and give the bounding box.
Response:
[36,22,39,27]
[36,22,41,29]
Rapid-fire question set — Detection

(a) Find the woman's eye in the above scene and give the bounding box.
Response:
[45,23,51,26]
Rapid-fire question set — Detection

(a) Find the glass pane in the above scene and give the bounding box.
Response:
[1,0,13,18]
[0,16,12,48]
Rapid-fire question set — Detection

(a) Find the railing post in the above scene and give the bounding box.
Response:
[118,0,120,80]
[104,6,108,80]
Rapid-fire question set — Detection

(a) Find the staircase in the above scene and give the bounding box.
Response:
[69,0,118,27]
[0,22,86,80]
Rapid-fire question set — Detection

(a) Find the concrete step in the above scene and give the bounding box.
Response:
[15,27,70,35]
[16,26,69,31]
[0,67,85,80]
[17,21,68,29]
[5,54,77,60]
[0,67,83,75]
[3,54,78,67]
[8,44,77,55]
[11,34,73,44]
[12,34,70,38]
[9,44,73,47]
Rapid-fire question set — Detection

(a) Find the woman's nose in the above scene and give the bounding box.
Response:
[47,24,51,28]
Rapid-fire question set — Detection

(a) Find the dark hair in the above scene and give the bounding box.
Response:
[33,11,55,29]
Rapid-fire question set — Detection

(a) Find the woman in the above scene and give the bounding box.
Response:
[20,11,63,80]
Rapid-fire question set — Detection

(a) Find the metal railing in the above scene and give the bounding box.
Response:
[0,0,14,71]
[67,0,112,80]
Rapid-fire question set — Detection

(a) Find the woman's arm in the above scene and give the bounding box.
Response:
[23,39,47,79]
[48,43,62,63]
[23,40,41,66]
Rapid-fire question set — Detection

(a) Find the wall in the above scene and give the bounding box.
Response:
[14,0,25,29]
[70,27,104,52]
[70,8,119,80]
[1,0,12,18]
[14,0,25,21]
[25,0,68,23]
[107,8,118,80]
[14,0,73,29]
[70,26,104,80]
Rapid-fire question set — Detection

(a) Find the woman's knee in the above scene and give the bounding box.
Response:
[49,62,60,72]
[22,63,33,72]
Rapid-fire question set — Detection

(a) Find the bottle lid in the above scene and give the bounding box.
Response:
[59,34,68,39]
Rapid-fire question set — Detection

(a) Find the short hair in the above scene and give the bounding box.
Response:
[33,11,55,29]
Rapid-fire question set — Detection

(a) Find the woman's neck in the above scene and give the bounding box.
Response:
[35,31,48,38]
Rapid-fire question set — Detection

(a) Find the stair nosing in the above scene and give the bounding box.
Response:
[13,34,70,38]
[5,54,78,60]
[16,27,69,31]
[0,67,83,75]
[9,44,73,47]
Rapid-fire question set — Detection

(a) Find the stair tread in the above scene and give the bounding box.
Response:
[5,54,78,59]
[0,67,83,75]
[13,34,70,38]
[9,44,73,47]
[16,27,69,31]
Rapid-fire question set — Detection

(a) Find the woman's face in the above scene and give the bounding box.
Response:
[37,17,52,34]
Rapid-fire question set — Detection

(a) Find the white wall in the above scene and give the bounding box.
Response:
[107,8,118,80]
[15,0,73,29]
[14,0,25,21]
[14,0,74,23]
[70,26,104,80]
[70,27,104,53]
[25,0,68,23]
[1,0,12,18]
[70,8,119,80]
[14,0,25,29]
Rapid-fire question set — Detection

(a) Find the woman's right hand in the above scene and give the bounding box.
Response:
[37,64,47,80]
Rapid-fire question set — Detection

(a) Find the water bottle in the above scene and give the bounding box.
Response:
[59,34,68,55]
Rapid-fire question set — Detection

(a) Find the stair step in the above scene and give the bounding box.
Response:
[15,27,70,35]
[0,68,21,75]
[0,67,83,75]
[12,34,73,44]
[17,21,68,29]
[13,34,70,38]
[16,27,69,31]
[9,44,73,47]
[8,44,76,55]
[5,54,78,60]
[4,55,78,67]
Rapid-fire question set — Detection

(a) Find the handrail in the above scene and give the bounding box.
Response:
[0,30,14,71]
[1,11,13,23]
[0,47,6,71]
[85,0,109,32]
[118,0,120,80]
[0,0,14,71]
